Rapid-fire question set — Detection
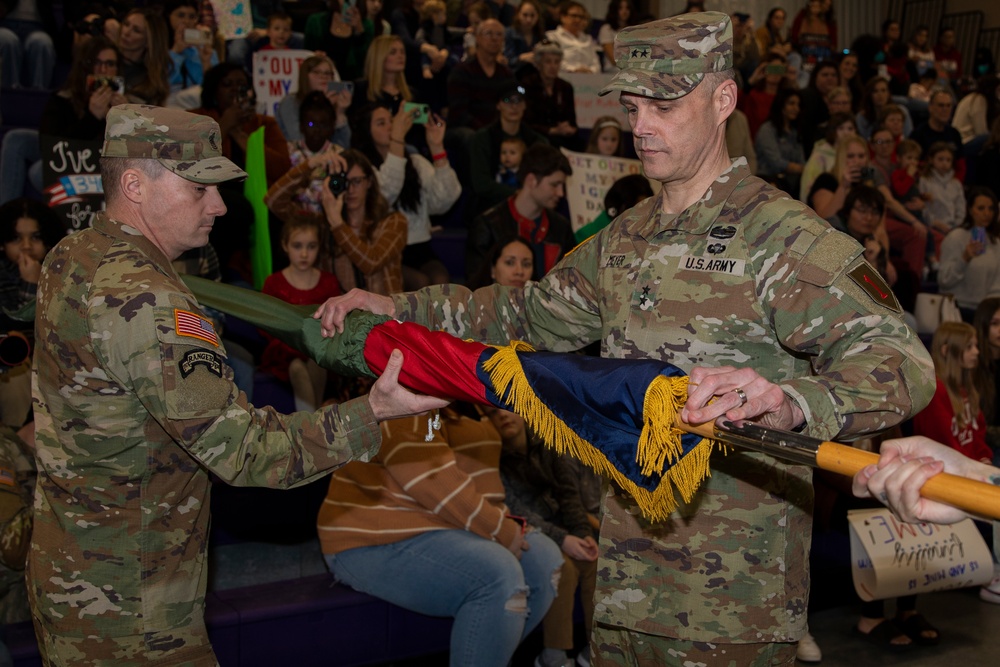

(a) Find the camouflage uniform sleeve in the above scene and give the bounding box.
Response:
[92,283,380,488]
[0,428,31,570]
[392,236,604,351]
[769,226,935,440]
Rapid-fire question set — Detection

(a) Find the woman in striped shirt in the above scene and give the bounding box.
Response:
[317,405,564,667]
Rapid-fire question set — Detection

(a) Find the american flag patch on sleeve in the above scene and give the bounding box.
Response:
[174,309,220,346]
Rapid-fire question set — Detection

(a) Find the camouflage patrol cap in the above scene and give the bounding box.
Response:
[102,104,247,184]
[599,11,733,100]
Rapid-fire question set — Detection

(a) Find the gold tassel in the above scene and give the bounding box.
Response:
[636,374,689,477]
[483,343,722,522]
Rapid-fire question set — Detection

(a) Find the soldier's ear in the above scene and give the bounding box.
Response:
[120,169,144,205]
[714,77,738,124]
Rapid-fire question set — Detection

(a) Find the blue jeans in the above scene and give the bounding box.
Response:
[326,529,563,667]
[0,128,42,205]
[0,19,55,88]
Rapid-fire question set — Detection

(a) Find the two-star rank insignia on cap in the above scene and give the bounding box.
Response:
[848,264,900,313]
[174,309,220,346]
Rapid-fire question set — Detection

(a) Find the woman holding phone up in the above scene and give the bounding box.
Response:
[939,187,1000,322]
[352,103,461,289]
[275,54,352,147]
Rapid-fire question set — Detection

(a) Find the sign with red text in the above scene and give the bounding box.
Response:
[252,49,313,117]
[848,508,992,601]
[560,148,659,233]
[563,72,625,129]
[41,135,104,232]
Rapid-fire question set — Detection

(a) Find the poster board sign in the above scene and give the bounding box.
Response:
[40,135,104,233]
[214,0,253,40]
[560,148,659,233]
[848,507,992,601]
[252,49,314,117]
[564,72,624,130]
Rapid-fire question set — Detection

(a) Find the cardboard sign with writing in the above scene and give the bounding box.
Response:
[560,148,659,233]
[563,72,624,129]
[40,135,105,233]
[252,49,314,117]
[214,0,253,40]
[848,507,993,601]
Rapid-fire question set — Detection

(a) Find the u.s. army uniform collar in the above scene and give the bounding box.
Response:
[621,157,749,241]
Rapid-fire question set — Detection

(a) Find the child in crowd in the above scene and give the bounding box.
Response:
[915,321,992,463]
[287,92,343,214]
[497,136,526,187]
[260,219,341,412]
[259,12,294,51]
[415,0,451,79]
[0,199,65,428]
[585,116,624,156]
[919,142,966,252]
[890,139,926,220]
[908,69,936,103]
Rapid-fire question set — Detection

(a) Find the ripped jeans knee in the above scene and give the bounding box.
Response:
[504,584,530,615]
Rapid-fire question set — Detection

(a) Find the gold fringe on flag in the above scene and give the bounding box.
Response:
[483,343,722,522]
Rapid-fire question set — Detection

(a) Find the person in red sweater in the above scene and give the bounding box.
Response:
[260,218,341,411]
[915,321,993,463]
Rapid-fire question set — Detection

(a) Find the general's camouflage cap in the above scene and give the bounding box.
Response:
[102,104,247,184]
[599,11,733,100]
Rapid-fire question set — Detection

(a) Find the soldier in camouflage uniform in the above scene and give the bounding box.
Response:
[316,12,935,667]
[28,105,446,666]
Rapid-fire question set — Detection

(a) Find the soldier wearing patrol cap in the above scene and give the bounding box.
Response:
[28,105,446,666]
[315,12,935,666]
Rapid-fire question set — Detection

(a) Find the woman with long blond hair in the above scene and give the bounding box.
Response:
[360,34,414,112]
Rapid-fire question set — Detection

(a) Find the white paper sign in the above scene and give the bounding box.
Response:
[214,0,253,40]
[252,50,315,117]
[563,72,625,130]
[560,148,659,232]
[848,508,993,601]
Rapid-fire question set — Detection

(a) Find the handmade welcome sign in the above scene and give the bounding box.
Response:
[848,508,992,601]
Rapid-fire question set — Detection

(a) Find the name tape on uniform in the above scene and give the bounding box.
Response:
[680,255,746,276]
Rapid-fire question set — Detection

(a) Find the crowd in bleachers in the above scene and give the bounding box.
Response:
[4,0,1000,665]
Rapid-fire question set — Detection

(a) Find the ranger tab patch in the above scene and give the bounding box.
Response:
[848,264,900,313]
[180,349,224,378]
[174,309,220,346]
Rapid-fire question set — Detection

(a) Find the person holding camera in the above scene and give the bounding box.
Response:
[164,0,219,108]
[40,36,129,139]
[0,35,128,205]
[319,149,407,295]
[269,147,407,295]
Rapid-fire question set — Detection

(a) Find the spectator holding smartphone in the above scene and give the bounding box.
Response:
[939,186,1000,321]
[164,0,218,108]
[275,54,352,147]
[0,35,128,205]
